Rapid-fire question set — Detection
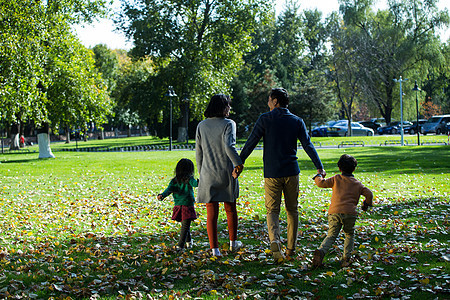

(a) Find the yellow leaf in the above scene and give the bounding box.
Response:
[326,271,334,276]
[420,278,430,285]
[394,211,399,215]
[375,237,379,242]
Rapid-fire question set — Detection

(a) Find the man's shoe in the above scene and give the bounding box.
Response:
[230,240,243,252]
[270,241,285,262]
[312,249,325,268]
[340,257,351,268]
[286,248,295,258]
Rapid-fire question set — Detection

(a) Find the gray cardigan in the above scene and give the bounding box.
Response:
[195,117,243,203]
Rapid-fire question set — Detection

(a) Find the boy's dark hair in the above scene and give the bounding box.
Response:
[338,154,358,174]
[270,88,289,107]
[204,94,231,118]
[175,158,194,183]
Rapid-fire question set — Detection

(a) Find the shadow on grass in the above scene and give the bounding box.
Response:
[1,158,41,164]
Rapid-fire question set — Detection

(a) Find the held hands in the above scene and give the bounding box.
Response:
[232,164,244,179]
[157,194,164,201]
[317,169,326,178]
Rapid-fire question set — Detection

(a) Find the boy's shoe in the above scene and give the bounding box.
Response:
[230,240,243,252]
[270,241,285,262]
[340,257,351,268]
[185,241,194,249]
[175,246,184,253]
[312,249,325,268]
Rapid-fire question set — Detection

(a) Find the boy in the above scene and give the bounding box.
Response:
[312,154,373,268]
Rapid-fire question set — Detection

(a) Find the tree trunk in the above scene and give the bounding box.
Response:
[177,127,187,143]
[38,133,55,158]
[66,126,71,143]
[37,123,55,158]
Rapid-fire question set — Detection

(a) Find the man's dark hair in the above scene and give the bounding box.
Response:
[338,154,358,174]
[270,88,289,107]
[204,94,231,118]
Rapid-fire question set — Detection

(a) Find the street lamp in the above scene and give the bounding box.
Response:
[182,96,190,145]
[165,86,177,151]
[412,81,422,146]
[393,76,408,146]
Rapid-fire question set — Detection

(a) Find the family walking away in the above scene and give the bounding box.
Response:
[312,154,373,268]
[195,94,244,257]
[158,89,375,269]
[238,88,326,262]
[157,158,198,252]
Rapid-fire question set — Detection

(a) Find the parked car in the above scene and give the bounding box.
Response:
[327,121,374,137]
[421,114,450,135]
[358,120,383,131]
[311,120,343,137]
[377,121,412,135]
[404,119,427,135]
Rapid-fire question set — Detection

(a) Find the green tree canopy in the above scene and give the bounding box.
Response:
[115,0,272,128]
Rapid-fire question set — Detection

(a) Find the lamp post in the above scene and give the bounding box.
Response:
[182,96,190,145]
[412,81,421,146]
[166,86,177,151]
[393,76,408,146]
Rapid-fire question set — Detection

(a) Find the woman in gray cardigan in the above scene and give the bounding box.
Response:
[196,94,244,257]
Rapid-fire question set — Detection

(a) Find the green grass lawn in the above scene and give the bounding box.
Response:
[0,143,449,299]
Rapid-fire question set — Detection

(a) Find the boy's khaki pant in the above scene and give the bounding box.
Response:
[264,175,299,251]
[319,213,358,258]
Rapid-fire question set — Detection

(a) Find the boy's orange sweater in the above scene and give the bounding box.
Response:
[315,174,373,215]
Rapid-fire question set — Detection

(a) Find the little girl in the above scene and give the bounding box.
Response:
[157,158,198,251]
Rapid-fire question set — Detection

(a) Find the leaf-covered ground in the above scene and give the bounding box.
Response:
[0,146,449,299]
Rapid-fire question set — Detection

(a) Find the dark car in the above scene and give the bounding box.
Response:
[358,120,382,131]
[404,119,427,135]
[311,120,343,137]
[377,121,413,135]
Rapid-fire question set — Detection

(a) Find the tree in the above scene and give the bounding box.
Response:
[93,44,120,92]
[339,0,449,124]
[115,0,272,140]
[328,13,363,136]
[0,1,47,149]
[0,0,112,156]
[290,70,336,134]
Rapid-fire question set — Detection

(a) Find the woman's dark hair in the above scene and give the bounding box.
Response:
[270,88,289,107]
[204,94,231,118]
[175,158,194,183]
[337,154,358,174]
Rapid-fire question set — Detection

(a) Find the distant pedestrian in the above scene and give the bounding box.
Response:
[19,135,25,148]
[158,158,198,252]
[312,154,373,268]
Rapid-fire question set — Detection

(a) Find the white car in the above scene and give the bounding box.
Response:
[328,121,374,137]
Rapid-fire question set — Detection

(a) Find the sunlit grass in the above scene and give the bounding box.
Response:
[0,145,449,299]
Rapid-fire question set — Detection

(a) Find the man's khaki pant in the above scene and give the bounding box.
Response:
[264,175,299,251]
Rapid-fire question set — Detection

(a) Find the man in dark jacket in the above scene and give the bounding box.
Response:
[237,88,326,261]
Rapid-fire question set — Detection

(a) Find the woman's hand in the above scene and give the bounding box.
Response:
[232,164,244,179]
